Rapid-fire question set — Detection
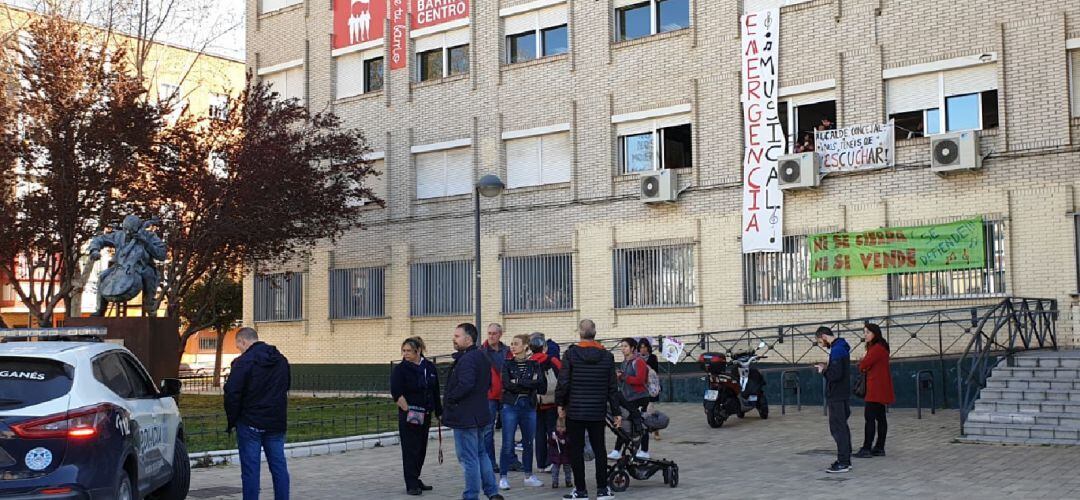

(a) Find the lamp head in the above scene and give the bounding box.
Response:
[476,174,505,198]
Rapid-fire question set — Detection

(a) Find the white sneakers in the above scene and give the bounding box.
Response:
[607,450,621,460]
[502,475,544,489]
[635,450,651,459]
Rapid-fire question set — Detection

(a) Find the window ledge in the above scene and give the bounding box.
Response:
[741,300,846,309]
[410,314,472,322]
[505,182,570,195]
[615,167,690,181]
[411,73,469,90]
[336,91,384,104]
[502,309,577,319]
[258,3,302,20]
[896,127,1000,146]
[254,319,306,325]
[415,193,471,205]
[615,305,700,315]
[501,54,568,72]
[330,316,389,323]
[612,28,690,50]
[885,294,1008,306]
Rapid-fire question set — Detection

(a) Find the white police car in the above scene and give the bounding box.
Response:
[0,328,189,499]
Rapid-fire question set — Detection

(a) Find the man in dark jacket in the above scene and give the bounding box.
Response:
[224,327,291,500]
[815,326,852,474]
[444,323,504,500]
[555,319,621,500]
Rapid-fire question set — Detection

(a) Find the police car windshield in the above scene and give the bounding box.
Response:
[0,358,73,410]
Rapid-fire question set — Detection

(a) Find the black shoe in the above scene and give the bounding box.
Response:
[871,449,886,457]
[418,480,433,491]
[488,495,505,500]
[563,490,588,499]
[853,448,874,458]
[597,486,615,500]
[406,488,422,496]
[826,462,852,473]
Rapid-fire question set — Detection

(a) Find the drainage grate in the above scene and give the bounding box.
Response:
[795,449,837,456]
[188,486,244,498]
[671,440,709,446]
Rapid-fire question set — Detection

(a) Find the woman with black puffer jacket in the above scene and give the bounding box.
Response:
[498,334,547,491]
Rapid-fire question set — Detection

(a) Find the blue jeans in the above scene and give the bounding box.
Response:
[453,426,498,500]
[500,399,536,476]
[236,424,289,500]
[485,400,500,471]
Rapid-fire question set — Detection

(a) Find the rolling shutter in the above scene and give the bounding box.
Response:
[943,63,997,96]
[504,11,536,36]
[285,67,305,102]
[1073,51,1080,117]
[886,72,939,115]
[415,151,444,199]
[443,147,474,196]
[506,136,541,188]
[537,5,568,29]
[336,52,364,98]
[540,132,572,184]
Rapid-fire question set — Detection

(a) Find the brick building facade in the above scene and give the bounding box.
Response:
[244,0,1080,366]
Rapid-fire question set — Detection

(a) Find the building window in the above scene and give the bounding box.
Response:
[349,158,385,207]
[777,97,836,153]
[208,92,229,120]
[410,260,472,317]
[743,235,842,305]
[254,272,304,322]
[415,146,473,199]
[503,4,569,64]
[505,131,572,188]
[502,253,573,313]
[886,64,998,139]
[198,336,218,351]
[616,116,692,173]
[158,83,179,103]
[336,50,383,99]
[415,29,470,82]
[888,219,1006,300]
[260,0,301,14]
[613,243,696,309]
[1071,50,1080,117]
[615,0,689,42]
[364,57,384,92]
[1075,214,1080,292]
[261,65,305,103]
[330,267,386,319]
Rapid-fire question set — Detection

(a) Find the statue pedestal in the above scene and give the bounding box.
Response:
[66,317,180,383]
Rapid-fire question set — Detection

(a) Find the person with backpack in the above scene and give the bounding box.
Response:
[529,333,562,474]
[611,338,652,460]
[498,334,547,490]
[637,338,662,440]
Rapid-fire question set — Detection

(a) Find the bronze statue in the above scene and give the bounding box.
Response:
[88,215,166,316]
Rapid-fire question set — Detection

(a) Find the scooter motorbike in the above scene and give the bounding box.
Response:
[698,341,769,428]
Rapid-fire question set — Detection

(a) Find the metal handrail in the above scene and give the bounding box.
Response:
[957,298,1058,434]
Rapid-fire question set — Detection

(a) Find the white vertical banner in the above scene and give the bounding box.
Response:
[741,9,784,253]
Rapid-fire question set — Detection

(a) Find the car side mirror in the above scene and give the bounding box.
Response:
[159,378,181,399]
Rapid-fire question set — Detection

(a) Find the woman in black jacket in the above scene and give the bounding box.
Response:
[498,334,546,490]
[390,337,442,496]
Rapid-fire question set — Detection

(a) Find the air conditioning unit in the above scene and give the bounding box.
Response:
[778,152,820,190]
[640,169,678,203]
[931,131,981,173]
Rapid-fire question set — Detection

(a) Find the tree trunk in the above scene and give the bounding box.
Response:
[212,327,225,388]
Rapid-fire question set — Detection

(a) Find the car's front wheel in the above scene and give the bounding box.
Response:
[150,438,191,500]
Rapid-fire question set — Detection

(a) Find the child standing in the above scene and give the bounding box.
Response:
[547,416,572,488]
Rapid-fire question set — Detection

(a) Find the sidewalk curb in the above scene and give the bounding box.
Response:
[190,426,453,468]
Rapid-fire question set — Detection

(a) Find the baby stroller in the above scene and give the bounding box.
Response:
[605,408,679,492]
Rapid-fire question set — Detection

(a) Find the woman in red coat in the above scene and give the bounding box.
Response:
[855,322,894,458]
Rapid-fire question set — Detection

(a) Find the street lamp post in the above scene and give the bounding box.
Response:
[474,174,505,331]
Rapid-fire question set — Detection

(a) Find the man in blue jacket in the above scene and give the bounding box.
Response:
[224,327,291,500]
[815,326,852,474]
[445,323,504,500]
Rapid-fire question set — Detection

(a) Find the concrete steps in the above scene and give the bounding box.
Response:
[963,350,1080,446]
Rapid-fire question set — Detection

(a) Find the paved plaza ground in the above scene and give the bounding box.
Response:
[189,403,1080,499]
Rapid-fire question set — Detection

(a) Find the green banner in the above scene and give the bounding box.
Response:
[809,218,985,279]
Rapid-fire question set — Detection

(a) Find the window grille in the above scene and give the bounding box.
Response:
[888,219,1006,300]
[613,244,695,308]
[330,267,386,319]
[502,253,573,313]
[254,273,304,322]
[410,260,473,317]
[743,235,842,304]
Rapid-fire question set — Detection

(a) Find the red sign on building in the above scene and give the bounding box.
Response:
[389,0,408,70]
[410,0,469,30]
[333,0,387,50]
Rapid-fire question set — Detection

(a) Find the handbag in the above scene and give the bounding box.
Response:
[406,405,427,426]
[853,372,867,399]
